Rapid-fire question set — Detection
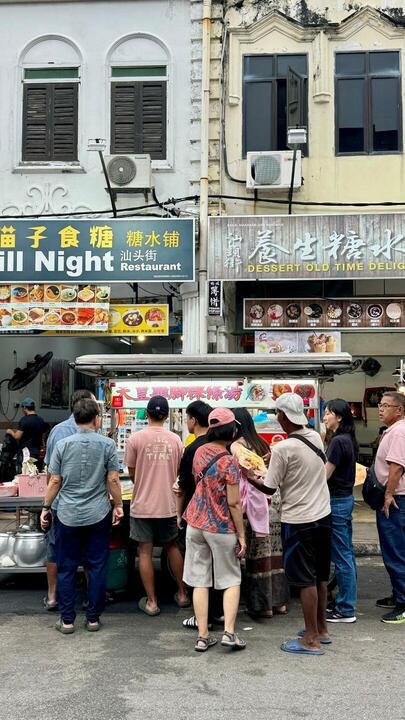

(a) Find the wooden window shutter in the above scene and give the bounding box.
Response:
[111,83,137,154]
[111,80,166,159]
[22,84,51,161]
[51,83,78,161]
[22,82,78,162]
[140,81,166,159]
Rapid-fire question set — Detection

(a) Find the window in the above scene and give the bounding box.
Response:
[335,51,402,154]
[22,68,79,162]
[242,54,308,157]
[110,66,167,159]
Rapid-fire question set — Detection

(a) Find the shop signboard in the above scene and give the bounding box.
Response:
[110,378,319,409]
[107,305,168,335]
[209,214,405,281]
[0,219,194,283]
[244,298,405,330]
[207,280,223,317]
[254,330,341,355]
[0,283,110,332]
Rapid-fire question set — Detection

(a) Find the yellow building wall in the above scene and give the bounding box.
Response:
[222,6,405,215]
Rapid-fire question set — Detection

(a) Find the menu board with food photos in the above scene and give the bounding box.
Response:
[0,284,110,332]
[244,298,405,330]
[108,305,168,335]
[255,330,341,355]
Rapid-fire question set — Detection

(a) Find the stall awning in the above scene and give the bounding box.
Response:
[72,353,353,379]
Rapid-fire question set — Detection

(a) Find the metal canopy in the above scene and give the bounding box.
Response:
[72,352,353,379]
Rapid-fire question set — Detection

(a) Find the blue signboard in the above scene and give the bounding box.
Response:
[0,218,195,282]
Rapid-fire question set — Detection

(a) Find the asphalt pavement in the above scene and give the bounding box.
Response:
[0,556,404,720]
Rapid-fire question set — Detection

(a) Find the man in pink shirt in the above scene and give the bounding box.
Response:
[124,396,189,616]
[374,391,405,625]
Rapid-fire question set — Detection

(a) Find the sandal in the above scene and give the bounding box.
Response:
[43,596,58,611]
[138,597,160,616]
[194,635,218,653]
[221,631,246,650]
[55,619,75,635]
[85,620,101,632]
[182,615,213,630]
[273,605,288,615]
[174,592,191,608]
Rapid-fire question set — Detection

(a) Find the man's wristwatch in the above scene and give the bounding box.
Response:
[42,505,51,510]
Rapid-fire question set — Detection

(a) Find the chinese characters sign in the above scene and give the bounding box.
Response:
[110,378,318,409]
[0,283,109,332]
[244,298,405,330]
[208,214,405,281]
[208,281,223,317]
[0,219,194,282]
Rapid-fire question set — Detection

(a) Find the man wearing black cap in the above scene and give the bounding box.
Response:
[124,395,189,616]
[7,397,47,469]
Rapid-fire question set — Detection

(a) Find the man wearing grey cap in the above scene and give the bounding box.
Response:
[249,392,331,656]
[7,397,47,470]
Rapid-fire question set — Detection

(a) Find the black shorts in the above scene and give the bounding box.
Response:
[130,516,178,545]
[281,515,331,588]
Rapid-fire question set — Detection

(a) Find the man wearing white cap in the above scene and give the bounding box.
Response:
[249,392,331,656]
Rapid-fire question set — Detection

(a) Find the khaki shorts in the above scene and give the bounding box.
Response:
[183,525,241,591]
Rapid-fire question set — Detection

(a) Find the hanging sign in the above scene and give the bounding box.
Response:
[207,281,223,317]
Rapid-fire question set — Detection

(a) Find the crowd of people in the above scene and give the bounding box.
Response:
[34,387,405,650]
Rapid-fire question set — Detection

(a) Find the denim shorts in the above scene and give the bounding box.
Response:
[45,516,57,563]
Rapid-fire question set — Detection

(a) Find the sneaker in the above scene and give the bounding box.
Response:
[381,608,405,624]
[326,610,356,623]
[376,595,395,609]
[182,615,213,631]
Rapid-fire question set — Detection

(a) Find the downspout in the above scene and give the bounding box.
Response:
[198,0,212,355]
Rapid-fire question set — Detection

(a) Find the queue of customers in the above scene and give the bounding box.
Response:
[38,388,405,648]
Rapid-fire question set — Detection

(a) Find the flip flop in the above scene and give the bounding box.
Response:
[280,638,325,655]
[174,592,191,608]
[194,635,218,653]
[297,629,332,645]
[138,597,160,616]
[55,619,75,635]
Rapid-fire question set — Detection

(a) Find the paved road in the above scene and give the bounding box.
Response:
[0,557,404,720]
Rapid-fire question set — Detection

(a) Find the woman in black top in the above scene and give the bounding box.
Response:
[323,399,358,624]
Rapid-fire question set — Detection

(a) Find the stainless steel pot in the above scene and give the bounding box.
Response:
[13,531,46,567]
[0,531,14,558]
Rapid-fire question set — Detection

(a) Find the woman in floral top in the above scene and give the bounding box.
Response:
[183,408,246,652]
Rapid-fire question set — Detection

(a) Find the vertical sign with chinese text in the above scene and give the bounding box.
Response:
[207,280,223,317]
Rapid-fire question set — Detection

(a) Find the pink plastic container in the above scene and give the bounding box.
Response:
[15,474,48,497]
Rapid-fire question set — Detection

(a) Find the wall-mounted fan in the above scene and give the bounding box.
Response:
[7,352,53,391]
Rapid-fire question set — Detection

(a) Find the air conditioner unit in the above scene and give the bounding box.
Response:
[246,150,302,190]
[104,154,152,189]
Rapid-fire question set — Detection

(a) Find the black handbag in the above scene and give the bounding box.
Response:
[362,464,385,510]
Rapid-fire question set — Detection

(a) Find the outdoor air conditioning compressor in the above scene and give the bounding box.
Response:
[246,150,302,190]
[104,154,152,189]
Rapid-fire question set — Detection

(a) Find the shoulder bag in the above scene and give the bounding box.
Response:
[289,433,327,463]
[195,451,229,483]
[362,464,385,510]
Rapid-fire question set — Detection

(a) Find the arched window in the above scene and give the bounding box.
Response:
[108,34,169,161]
[20,36,82,163]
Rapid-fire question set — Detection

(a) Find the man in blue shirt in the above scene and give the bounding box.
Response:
[40,397,123,634]
[42,389,95,611]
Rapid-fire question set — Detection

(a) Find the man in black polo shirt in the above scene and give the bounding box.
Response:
[175,400,224,629]
[7,398,47,470]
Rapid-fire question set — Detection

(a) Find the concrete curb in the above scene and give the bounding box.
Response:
[353,542,381,557]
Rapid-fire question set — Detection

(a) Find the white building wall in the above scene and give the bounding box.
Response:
[0,0,192,216]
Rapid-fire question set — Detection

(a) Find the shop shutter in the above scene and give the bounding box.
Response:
[51,83,78,161]
[111,81,166,159]
[22,83,78,162]
[22,84,51,161]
